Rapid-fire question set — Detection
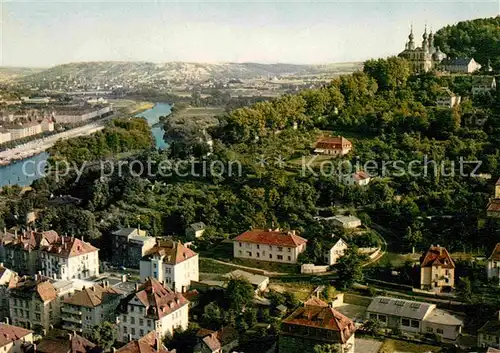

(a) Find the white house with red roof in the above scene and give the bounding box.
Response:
[343,170,371,186]
[39,236,99,281]
[0,323,33,353]
[117,278,189,342]
[140,240,199,293]
[233,229,307,264]
[420,245,455,292]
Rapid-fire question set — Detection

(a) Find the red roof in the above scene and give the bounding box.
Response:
[11,277,57,302]
[143,240,197,265]
[315,136,352,150]
[489,243,500,261]
[0,324,32,347]
[488,199,500,212]
[282,305,355,344]
[420,245,455,269]
[353,171,370,181]
[234,229,307,248]
[126,278,188,320]
[41,236,98,258]
[116,332,174,353]
[496,178,500,186]
[304,297,328,307]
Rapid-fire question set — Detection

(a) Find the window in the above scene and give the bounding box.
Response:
[131,328,135,335]
[124,326,128,333]
[277,255,283,260]
[426,327,433,333]
[153,272,157,277]
[436,328,443,334]
[140,330,144,336]
[147,320,152,327]
[131,317,135,324]
[269,254,272,259]
[256,253,260,258]
[278,247,283,252]
[153,263,157,269]
[410,320,420,329]
[122,315,127,322]
[257,245,260,249]
[247,252,252,257]
[239,243,242,247]
[287,256,291,261]
[401,319,410,327]
[288,248,291,253]
[369,314,377,320]
[378,315,387,323]
[139,319,144,326]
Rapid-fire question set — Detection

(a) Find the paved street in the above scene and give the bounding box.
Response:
[355,338,383,353]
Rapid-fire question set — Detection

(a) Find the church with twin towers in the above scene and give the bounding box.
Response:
[398,25,447,73]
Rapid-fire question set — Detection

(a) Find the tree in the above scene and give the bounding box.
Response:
[363,319,382,337]
[334,246,365,289]
[88,322,116,350]
[225,277,254,311]
[456,276,474,303]
[403,225,422,253]
[313,343,342,353]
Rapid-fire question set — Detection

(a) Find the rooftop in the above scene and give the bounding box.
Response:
[64,284,123,308]
[423,308,463,326]
[115,332,174,353]
[0,324,32,348]
[10,277,57,302]
[143,240,197,265]
[234,229,307,248]
[420,245,455,269]
[36,330,102,353]
[489,243,500,262]
[366,296,435,320]
[223,270,269,287]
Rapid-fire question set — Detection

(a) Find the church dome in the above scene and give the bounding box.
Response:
[432,47,447,62]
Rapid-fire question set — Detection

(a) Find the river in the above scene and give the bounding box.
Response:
[0,103,171,188]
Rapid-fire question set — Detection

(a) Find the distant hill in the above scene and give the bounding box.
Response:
[0,67,45,82]
[10,61,362,85]
[435,16,500,69]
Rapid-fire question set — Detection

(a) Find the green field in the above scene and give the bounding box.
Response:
[378,339,442,353]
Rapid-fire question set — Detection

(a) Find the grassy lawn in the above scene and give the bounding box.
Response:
[378,339,442,353]
[199,242,233,261]
[378,252,419,268]
[176,106,225,118]
[199,258,241,274]
[231,258,299,273]
[268,280,315,301]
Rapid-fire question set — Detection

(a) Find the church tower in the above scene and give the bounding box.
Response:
[428,30,435,54]
[408,25,415,50]
[422,25,429,53]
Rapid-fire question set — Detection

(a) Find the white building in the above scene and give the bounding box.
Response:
[185,222,206,239]
[223,269,269,294]
[140,240,199,293]
[0,323,33,353]
[441,57,482,73]
[486,243,500,285]
[324,238,348,266]
[436,88,461,108]
[233,229,307,264]
[54,105,112,124]
[472,76,497,96]
[39,236,99,280]
[331,215,362,229]
[117,278,189,342]
[0,129,11,144]
[61,283,124,334]
[343,171,371,186]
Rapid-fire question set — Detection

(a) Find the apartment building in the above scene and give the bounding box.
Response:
[140,240,198,292]
[39,236,99,280]
[112,228,156,268]
[0,265,18,321]
[233,229,307,264]
[115,331,176,353]
[36,330,102,353]
[2,119,54,141]
[117,278,189,342]
[61,283,123,334]
[54,105,112,124]
[0,323,33,353]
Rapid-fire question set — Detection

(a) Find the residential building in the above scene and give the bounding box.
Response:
[112,228,156,268]
[331,216,361,229]
[436,88,461,108]
[398,26,445,73]
[117,278,189,342]
[0,129,11,144]
[0,265,17,320]
[478,314,500,349]
[420,245,455,292]
[140,240,199,293]
[61,283,123,334]
[1,119,54,141]
[366,296,463,341]
[343,171,371,186]
[488,178,500,218]
[36,329,103,353]
[487,243,500,285]
[115,331,176,353]
[185,223,206,239]
[323,238,348,266]
[39,236,99,280]
[472,76,497,95]
[0,323,33,353]
[313,136,352,156]
[279,298,356,353]
[441,57,482,73]
[194,327,239,353]
[233,229,307,264]
[222,270,269,294]
[9,276,59,331]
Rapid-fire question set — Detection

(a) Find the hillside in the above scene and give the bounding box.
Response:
[12,61,362,85]
[0,67,45,82]
[435,16,500,69]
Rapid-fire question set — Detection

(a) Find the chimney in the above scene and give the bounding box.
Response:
[121,274,127,283]
[135,283,139,291]
[61,237,64,246]
[34,274,38,281]
[68,333,72,341]
[42,329,46,336]
[4,317,9,325]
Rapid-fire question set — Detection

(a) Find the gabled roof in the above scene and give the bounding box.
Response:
[234,229,307,248]
[487,348,500,353]
[282,304,355,344]
[36,330,102,353]
[10,277,57,302]
[143,240,197,265]
[441,57,475,66]
[473,76,496,86]
[478,320,500,336]
[488,243,500,261]
[223,270,268,287]
[420,245,455,269]
[367,296,435,320]
[189,222,206,231]
[112,228,146,238]
[315,136,352,150]
[488,199,500,212]
[352,171,370,181]
[40,236,98,258]
[0,324,32,348]
[123,278,188,320]
[116,332,174,353]
[64,284,123,308]
[196,326,238,352]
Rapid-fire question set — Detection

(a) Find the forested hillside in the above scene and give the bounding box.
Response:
[435,16,500,69]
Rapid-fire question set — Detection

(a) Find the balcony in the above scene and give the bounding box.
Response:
[62,315,82,324]
[62,323,83,332]
[62,307,82,315]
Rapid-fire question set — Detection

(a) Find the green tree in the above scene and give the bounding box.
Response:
[334,246,365,289]
[313,343,342,353]
[457,277,474,303]
[225,278,254,311]
[88,322,116,350]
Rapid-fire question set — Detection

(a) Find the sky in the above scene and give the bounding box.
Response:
[1,0,499,67]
